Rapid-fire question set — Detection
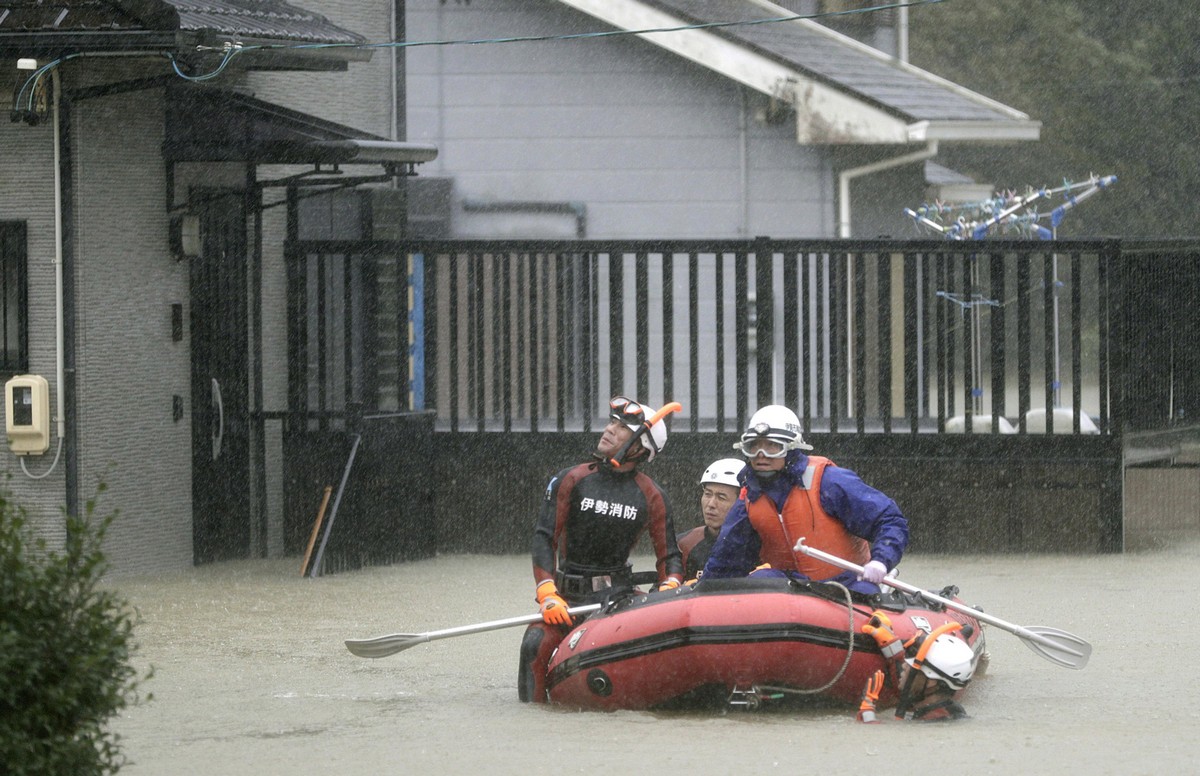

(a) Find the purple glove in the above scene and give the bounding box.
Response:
[859,560,888,584]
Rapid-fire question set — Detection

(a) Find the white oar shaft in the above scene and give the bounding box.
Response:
[414,604,601,643]
[792,540,1082,657]
[345,604,602,658]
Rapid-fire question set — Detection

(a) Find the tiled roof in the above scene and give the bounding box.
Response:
[169,1,365,45]
[0,0,364,45]
[643,0,1023,123]
[0,1,161,31]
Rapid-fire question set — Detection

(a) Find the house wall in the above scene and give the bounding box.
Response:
[0,69,68,552]
[33,0,402,572]
[0,3,1038,574]
[247,0,398,140]
[1,62,194,574]
[850,163,928,239]
[71,77,193,573]
[406,0,836,239]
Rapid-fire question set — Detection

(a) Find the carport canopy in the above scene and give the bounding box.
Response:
[164,84,437,170]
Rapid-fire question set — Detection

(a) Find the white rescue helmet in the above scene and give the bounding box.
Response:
[734,404,812,455]
[700,458,744,488]
[910,632,976,690]
[609,396,668,462]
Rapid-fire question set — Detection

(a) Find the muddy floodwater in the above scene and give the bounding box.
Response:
[111,542,1198,775]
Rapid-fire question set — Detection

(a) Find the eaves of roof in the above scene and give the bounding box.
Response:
[553,0,1040,146]
[0,0,370,69]
[164,83,437,167]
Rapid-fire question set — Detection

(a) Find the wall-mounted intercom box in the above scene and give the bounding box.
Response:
[5,374,50,455]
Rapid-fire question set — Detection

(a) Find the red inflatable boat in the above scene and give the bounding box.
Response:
[545,576,986,711]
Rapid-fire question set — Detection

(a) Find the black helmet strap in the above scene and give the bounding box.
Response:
[607,429,648,467]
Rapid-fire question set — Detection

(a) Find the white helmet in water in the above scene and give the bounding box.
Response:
[910,632,976,690]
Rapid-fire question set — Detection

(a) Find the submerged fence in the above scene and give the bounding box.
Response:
[282,237,1200,555]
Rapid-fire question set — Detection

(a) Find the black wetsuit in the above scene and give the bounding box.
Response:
[677,525,717,581]
[521,459,683,703]
[531,459,683,598]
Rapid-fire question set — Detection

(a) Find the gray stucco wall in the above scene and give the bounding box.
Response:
[407,0,836,239]
[1,64,193,574]
[0,70,68,552]
[70,77,194,574]
[247,0,398,140]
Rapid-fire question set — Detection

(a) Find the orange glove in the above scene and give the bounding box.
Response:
[857,670,884,723]
[658,578,681,591]
[536,581,572,627]
[861,610,903,659]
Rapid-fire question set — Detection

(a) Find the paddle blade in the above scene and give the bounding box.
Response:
[345,633,428,659]
[343,605,598,660]
[1021,625,1092,669]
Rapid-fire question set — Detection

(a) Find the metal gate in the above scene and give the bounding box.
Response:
[191,191,252,564]
[282,237,1188,555]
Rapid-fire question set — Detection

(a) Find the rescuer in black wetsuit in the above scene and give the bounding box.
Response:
[518,396,683,703]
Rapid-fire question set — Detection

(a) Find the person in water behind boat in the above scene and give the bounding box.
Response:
[857,610,976,722]
[677,458,743,580]
[518,396,684,703]
[700,404,909,595]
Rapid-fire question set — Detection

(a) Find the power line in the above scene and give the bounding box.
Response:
[16,0,944,112]
[175,0,944,81]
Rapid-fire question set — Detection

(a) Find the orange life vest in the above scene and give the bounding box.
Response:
[745,456,870,580]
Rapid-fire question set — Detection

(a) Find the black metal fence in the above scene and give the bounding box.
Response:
[291,238,1131,435]
[282,237,1200,555]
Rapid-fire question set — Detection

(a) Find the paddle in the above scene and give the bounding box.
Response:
[793,538,1091,670]
[345,604,602,659]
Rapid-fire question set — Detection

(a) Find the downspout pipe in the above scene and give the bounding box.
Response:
[53,71,66,443]
[391,0,402,143]
[837,140,938,238]
[739,87,750,236]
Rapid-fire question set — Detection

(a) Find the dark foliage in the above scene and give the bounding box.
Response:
[0,484,150,775]
[908,0,1200,238]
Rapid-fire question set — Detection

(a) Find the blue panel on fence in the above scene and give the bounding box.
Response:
[409,253,425,410]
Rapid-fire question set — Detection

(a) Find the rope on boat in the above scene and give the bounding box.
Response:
[758,580,856,696]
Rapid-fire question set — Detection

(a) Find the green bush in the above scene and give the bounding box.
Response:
[0,484,150,775]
